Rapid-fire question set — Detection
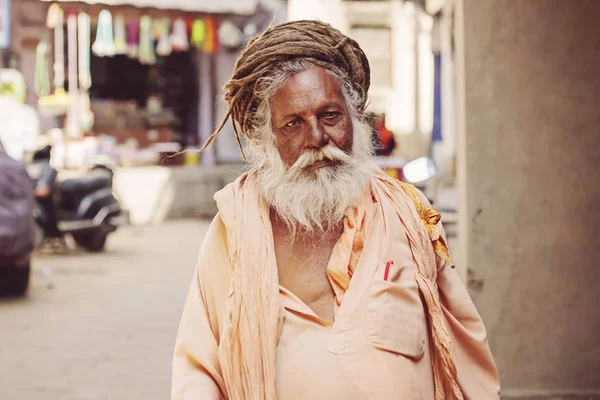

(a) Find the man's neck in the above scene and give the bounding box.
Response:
[270,210,344,247]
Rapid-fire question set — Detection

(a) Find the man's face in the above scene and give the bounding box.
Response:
[269,67,354,169]
[256,66,374,233]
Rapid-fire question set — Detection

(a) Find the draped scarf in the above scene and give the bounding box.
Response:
[214,171,462,400]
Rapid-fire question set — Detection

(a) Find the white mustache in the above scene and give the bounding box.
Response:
[288,145,352,174]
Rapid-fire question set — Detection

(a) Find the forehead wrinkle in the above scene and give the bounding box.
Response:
[272,74,345,119]
[284,92,328,116]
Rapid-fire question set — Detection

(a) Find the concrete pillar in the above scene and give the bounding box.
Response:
[458,0,600,397]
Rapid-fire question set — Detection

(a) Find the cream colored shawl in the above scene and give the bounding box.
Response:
[214,170,462,400]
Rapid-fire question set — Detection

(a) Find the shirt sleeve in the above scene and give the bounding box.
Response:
[171,215,231,400]
[415,190,501,399]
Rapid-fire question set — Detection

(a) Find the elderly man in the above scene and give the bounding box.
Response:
[172,20,500,400]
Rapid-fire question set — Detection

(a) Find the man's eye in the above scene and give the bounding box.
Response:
[324,112,340,119]
[285,120,297,127]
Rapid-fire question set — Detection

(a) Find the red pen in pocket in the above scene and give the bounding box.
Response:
[384,261,394,281]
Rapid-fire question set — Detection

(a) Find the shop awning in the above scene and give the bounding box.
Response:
[41,0,264,15]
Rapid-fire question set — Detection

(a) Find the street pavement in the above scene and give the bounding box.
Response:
[0,219,211,400]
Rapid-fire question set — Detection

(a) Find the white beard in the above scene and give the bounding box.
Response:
[252,118,376,235]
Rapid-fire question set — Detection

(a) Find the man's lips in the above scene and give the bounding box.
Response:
[307,159,333,169]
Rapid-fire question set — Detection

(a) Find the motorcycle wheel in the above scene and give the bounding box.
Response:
[72,230,107,252]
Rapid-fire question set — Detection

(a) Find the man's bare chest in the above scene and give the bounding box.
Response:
[273,233,340,322]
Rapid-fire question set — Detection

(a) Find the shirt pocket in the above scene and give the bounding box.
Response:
[366,263,426,360]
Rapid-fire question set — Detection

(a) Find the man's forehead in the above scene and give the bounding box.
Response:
[271,68,345,114]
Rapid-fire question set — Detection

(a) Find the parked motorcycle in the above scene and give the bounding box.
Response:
[28,145,128,252]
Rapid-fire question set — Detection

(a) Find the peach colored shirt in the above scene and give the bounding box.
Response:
[172,196,500,399]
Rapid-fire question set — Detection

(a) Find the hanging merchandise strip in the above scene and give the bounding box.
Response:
[46,3,61,28]
[78,12,92,90]
[67,13,78,94]
[92,10,116,57]
[39,4,71,117]
[66,12,81,138]
[127,17,140,59]
[190,19,206,49]
[156,17,172,57]
[151,17,159,41]
[186,18,194,39]
[77,12,94,133]
[212,18,220,53]
[203,17,214,53]
[113,14,127,55]
[34,42,51,97]
[203,17,219,54]
[52,2,233,58]
[171,17,189,52]
[52,5,65,90]
[139,15,156,65]
[218,19,243,50]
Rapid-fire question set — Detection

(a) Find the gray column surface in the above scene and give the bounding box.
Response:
[462,0,600,397]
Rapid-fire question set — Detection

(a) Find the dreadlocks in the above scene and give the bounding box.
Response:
[200,20,371,159]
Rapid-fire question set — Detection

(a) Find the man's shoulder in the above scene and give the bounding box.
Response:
[388,179,432,212]
[195,213,232,310]
[214,172,249,196]
[201,213,230,256]
[197,213,230,272]
[213,172,250,217]
[402,182,433,207]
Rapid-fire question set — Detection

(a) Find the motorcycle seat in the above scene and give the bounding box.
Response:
[60,173,111,198]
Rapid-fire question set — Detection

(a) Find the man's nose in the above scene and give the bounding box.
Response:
[306,118,329,148]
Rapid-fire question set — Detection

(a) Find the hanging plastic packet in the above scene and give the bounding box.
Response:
[78,12,92,90]
[190,19,206,49]
[66,12,80,138]
[243,23,258,38]
[212,18,220,53]
[92,10,116,57]
[152,18,161,42]
[155,17,172,57]
[203,17,218,54]
[67,12,78,95]
[113,14,127,55]
[171,18,189,52]
[138,16,156,65]
[78,12,94,132]
[46,3,60,28]
[127,18,139,59]
[39,4,71,117]
[47,4,65,91]
[218,20,243,50]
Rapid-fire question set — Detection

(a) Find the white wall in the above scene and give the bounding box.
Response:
[418,14,434,136]
[389,1,416,135]
[287,0,348,33]
[389,2,434,136]
[433,4,457,179]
